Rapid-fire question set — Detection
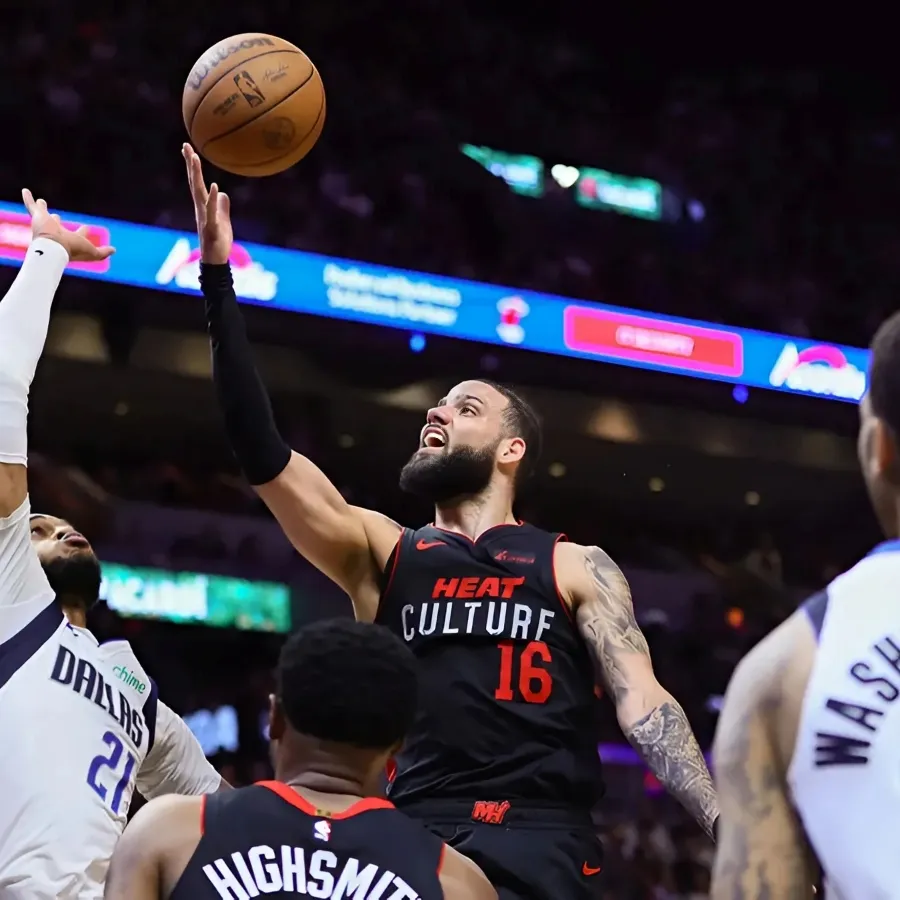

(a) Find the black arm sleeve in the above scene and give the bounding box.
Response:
[200,263,291,485]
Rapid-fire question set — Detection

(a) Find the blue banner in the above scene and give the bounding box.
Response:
[0,201,868,403]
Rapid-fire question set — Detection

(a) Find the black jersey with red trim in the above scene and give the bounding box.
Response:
[171,782,445,900]
[376,522,603,809]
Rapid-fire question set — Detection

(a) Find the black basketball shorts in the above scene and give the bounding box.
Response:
[404,800,604,900]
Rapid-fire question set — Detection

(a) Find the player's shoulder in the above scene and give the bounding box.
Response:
[353,507,403,541]
[719,610,815,764]
[352,506,404,570]
[95,638,151,679]
[68,624,99,646]
[439,844,497,900]
[121,793,205,859]
[553,540,623,571]
[826,542,900,603]
[552,540,628,609]
[799,544,900,644]
[730,611,814,700]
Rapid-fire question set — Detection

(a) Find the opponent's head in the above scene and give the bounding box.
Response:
[29,514,101,621]
[859,311,900,538]
[399,379,542,505]
[268,618,418,793]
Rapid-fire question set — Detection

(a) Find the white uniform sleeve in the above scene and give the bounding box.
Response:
[0,496,55,641]
[0,237,69,639]
[136,700,223,799]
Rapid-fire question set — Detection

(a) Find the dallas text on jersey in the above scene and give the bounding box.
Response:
[814,633,900,767]
[49,645,146,746]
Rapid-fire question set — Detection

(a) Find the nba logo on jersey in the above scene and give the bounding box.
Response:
[313,820,331,842]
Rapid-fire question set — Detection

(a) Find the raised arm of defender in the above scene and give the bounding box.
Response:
[0,191,113,516]
[183,146,399,619]
[0,191,113,629]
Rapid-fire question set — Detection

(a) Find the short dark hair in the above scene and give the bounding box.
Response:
[870,311,900,436]
[478,380,543,480]
[277,618,418,750]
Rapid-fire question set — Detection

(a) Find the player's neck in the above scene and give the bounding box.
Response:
[60,603,87,629]
[276,738,377,802]
[433,488,516,540]
[277,767,371,813]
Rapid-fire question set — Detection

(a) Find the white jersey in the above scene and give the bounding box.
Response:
[0,498,220,899]
[788,541,900,900]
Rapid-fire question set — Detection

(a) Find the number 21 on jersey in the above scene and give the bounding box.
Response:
[495,640,553,703]
[86,730,136,814]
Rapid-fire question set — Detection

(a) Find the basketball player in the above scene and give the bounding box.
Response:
[0,191,225,900]
[185,144,717,900]
[710,312,900,900]
[105,618,497,900]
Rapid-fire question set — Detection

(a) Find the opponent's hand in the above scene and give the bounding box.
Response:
[183,143,233,265]
[22,189,115,263]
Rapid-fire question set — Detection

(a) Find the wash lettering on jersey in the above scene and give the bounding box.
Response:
[814,633,900,767]
[401,575,556,642]
[202,844,420,899]
[49,644,146,747]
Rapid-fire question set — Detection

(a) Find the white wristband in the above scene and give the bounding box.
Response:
[0,237,69,464]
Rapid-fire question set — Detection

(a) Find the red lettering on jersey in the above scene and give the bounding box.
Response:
[500,576,524,598]
[431,575,525,599]
[470,800,511,825]
[432,578,459,598]
[475,577,500,597]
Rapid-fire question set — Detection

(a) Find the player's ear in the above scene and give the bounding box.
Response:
[268,693,286,741]
[874,418,900,482]
[498,436,526,465]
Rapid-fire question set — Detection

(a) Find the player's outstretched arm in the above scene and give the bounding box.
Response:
[0,191,112,624]
[711,615,817,900]
[105,794,203,900]
[182,145,399,617]
[559,542,719,838]
[439,845,498,900]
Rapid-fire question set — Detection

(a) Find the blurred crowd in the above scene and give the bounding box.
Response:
[4,4,898,346]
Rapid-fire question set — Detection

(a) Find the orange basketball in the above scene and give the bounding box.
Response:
[183,33,325,177]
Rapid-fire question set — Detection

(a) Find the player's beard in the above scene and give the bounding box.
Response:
[42,551,103,609]
[399,441,498,505]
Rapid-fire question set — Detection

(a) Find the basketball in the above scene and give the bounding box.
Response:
[183,34,325,177]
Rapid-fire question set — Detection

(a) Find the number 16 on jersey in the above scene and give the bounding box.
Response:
[495,640,553,704]
[86,730,136,815]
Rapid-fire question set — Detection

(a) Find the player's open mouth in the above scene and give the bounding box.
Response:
[420,426,447,449]
[61,533,90,548]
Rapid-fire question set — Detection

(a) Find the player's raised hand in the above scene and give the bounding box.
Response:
[22,189,115,263]
[182,143,233,265]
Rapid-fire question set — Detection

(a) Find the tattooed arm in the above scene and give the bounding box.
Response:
[560,542,718,837]
[711,616,816,900]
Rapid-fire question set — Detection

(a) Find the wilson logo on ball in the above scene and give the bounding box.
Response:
[186,37,276,91]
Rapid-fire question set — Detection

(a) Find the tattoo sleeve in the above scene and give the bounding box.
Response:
[711,650,815,900]
[575,545,719,837]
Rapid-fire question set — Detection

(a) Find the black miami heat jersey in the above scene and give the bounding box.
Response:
[376,523,603,808]
[171,782,445,900]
